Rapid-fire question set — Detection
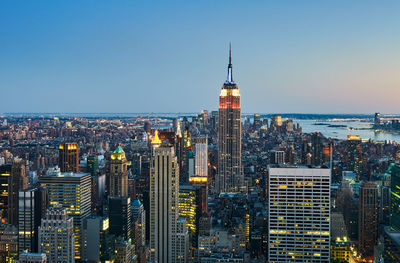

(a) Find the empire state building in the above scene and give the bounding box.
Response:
[216,46,243,193]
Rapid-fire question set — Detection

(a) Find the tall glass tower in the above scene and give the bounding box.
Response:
[216,45,243,193]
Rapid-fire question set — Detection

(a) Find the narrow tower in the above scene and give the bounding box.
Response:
[216,45,243,193]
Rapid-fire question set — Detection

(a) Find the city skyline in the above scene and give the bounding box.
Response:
[1,1,400,114]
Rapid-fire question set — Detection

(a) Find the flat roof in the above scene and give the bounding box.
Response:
[42,172,89,178]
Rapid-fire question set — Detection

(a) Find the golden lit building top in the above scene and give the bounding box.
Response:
[111,146,126,161]
[151,130,162,145]
[347,135,361,141]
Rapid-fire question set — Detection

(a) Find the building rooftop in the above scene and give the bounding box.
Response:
[43,172,89,178]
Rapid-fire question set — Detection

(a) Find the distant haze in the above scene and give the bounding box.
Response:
[1,1,400,114]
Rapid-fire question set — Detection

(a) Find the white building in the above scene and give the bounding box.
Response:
[16,252,47,263]
[38,206,74,263]
[194,137,208,178]
[149,143,186,263]
[268,167,330,262]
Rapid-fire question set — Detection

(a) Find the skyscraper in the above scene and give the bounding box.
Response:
[109,196,131,240]
[59,143,79,173]
[8,159,28,226]
[268,166,330,262]
[347,135,362,177]
[149,143,183,263]
[179,184,203,248]
[38,206,74,263]
[389,163,400,230]
[109,146,128,197]
[131,198,146,248]
[18,187,48,253]
[358,182,378,259]
[0,164,11,222]
[39,172,91,260]
[217,46,243,193]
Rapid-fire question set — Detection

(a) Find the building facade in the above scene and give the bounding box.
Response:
[268,167,330,262]
[38,206,74,263]
[149,144,183,262]
[18,187,48,253]
[109,146,128,197]
[39,172,91,260]
[358,182,378,258]
[59,143,79,173]
[216,47,243,193]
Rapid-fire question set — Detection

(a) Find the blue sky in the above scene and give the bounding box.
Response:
[1,1,400,114]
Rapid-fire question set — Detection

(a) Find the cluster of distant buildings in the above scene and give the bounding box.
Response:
[1,50,400,263]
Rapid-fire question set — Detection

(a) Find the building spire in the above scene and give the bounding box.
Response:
[227,43,233,83]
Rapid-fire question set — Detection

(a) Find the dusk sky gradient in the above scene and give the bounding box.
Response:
[1,1,400,114]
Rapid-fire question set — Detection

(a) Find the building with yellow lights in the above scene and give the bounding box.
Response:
[110,146,128,197]
[330,212,350,262]
[216,46,243,193]
[179,185,203,249]
[59,143,79,173]
[39,172,91,260]
[268,167,330,262]
[38,206,74,262]
[149,144,187,263]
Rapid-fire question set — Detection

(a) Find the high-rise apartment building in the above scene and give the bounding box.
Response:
[358,182,378,258]
[38,206,74,263]
[39,172,91,260]
[268,167,330,262]
[217,46,243,193]
[18,187,48,253]
[149,143,183,263]
[109,146,128,197]
[59,143,79,173]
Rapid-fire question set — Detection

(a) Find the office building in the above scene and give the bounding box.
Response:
[179,185,203,248]
[193,137,208,179]
[176,218,189,263]
[59,143,79,173]
[8,159,28,226]
[109,196,131,240]
[16,253,47,263]
[38,206,74,263]
[383,227,400,263]
[269,150,285,165]
[39,172,91,260]
[389,163,400,230]
[216,46,243,193]
[109,146,128,197]
[0,164,11,222]
[270,115,282,127]
[347,135,362,177]
[0,225,18,263]
[86,155,99,176]
[115,237,135,263]
[18,187,48,253]
[83,216,114,262]
[149,144,183,262]
[330,212,350,263]
[268,167,330,262]
[253,114,261,129]
[131,199,146,248]
[358,182,378,259]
